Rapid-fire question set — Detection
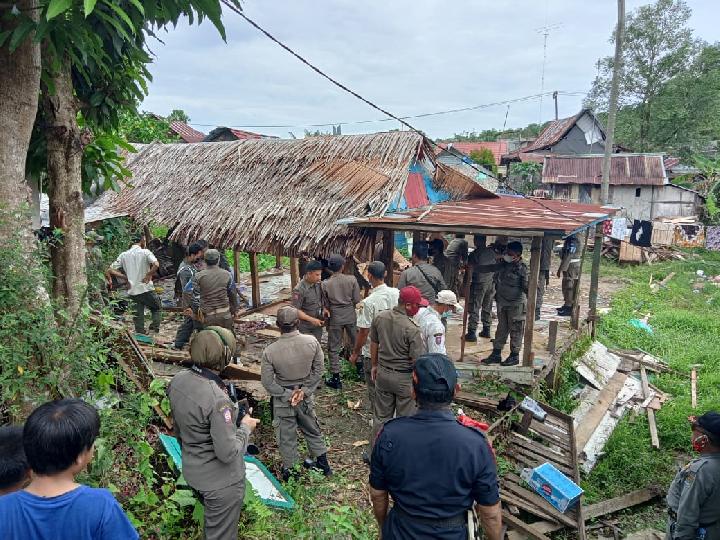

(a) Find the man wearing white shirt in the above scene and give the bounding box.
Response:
[106,234,161,335]
[415,290,461,355]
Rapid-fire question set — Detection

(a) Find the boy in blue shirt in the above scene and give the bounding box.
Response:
[0,399,139,540]
[0,425,30,495]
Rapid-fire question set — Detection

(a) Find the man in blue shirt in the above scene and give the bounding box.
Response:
[0,399,138,540]
[369,353,502,540]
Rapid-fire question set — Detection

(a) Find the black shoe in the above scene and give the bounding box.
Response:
[479,326,491,339]
[465,332,477,342]
[314,453,333,477]
[481,349,502,365]
[557,306,572,317]
[325,373,342,390]
[534,313,541,321]
[281,467,299,482]
[501,353,520,366]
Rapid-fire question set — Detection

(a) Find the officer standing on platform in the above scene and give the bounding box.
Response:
[370,286,425,440]
[535,237,554,321]
[666,412,720,540]
[369,353,502,540]
[290,260,325,343]
[477,241,528,367]
[350,261,399,416]
[168,327,260,540]
[261,306,332,481]
[322,254,361,390]
[557,234,581,317]
[465,235,497,342]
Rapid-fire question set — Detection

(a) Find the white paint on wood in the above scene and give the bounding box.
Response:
[575,342,622,390]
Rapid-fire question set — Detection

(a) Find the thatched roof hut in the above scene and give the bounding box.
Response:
[101,131,494,257]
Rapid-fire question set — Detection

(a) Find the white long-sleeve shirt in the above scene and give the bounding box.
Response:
[414,306,446,354]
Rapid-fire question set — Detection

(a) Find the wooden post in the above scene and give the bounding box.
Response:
[587,224,603,335]
[640,366,660,449]
[547,320,559,355]
[382,229,394,286]
[248,252,261,308]
[233,250,241,283]
[290,257,300,290]
[522,237,542,367]
[275,255,283,269]
[691,365,699,409]
[459,263,473,362]
[571,229,591,330]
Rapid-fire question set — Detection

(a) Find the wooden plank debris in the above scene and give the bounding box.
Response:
[575,372,628,451]
[454,362,534,385]
[691,365,699,409]
[640,366,660,449]
[548,320,559,355]
[502,510,552,540]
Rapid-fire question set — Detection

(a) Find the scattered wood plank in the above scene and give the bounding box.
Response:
[118,357,172,430]
[500,491,561,525]
[585,488,659,520]
[502,511,552,540]
[691,365,699,409]
[640,366,660,449]
[454,362,534,385]
[235,297,289,319]
[503,474,576,527]
[547,320,559,355]
[575,372,628,451]
[222,362,262,381]
[453,391,499,413]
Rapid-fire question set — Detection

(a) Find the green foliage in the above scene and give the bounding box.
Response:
[468,148,498,175]
[536,336,590,414]
[582,252,720,501]
[445,123,546,143]
[167,109,190,123]
[118,110,181,144]
[508,161,542,194]
[223,250,289,273]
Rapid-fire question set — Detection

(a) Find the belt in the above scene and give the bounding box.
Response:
[204,306,230,316]
[668,508,717,527]
[393,505,466,529]
[380,364,413,373]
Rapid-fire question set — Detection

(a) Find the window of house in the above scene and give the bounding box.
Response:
[635,188,641,198]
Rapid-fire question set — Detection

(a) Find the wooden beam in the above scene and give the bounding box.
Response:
[586,488,658,520]
[640,366,660,449]
[691,365,698,409]
[574,372,628,451]
[572,228,591,330]
[290,257,300,290]
[547,320,559,354]
[502,511,552,540]
[523,237,542,366]
[587,224,603,336]
[381,229,394,286]
[248,252,261,308]
[233,250,241,283]
[460,262,472,362]
[275,254,283,269]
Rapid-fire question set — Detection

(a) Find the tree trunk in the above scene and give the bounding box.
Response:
[0,0,41,248]
[42,61,87,318]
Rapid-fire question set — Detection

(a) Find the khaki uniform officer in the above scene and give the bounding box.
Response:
[666,412,720,540]
[261,306,332,481]
[191,249,240,330]
[535,237,554,321]
[556,235,581,317]
[370,286,425,441]
[465,235,498,342]
[322,254,361,390]
[398,241,447,305]
[478,241,528,367]
[443,234,468,295]
[168,327,259,540]
[350,261,400,413]
[290,260,325,343]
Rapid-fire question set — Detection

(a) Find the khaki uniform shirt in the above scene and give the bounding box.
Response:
[322,272,361,325]
[468,247,496,284]
[260,331,325,402]
[540,238,554,272]
[667,453,720,539]
[356,284,400,357]
[370,305,424,370]
[291,279,324,334]
[176,260,196,309]
[397,263,447,304]
[192,266,239,314]
[168,370,250,491]
[475,261,528,307]
[445,238,468,262]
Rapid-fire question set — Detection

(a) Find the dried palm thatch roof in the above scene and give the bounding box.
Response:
[101,131,492,257]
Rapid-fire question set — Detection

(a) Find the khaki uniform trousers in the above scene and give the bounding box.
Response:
[493,303,525,354]
[372,364,416,441]
[196,481,245,540]
[561,263,581,307]
[201,311,234,331]
[467,278,494,333]
[273,396,327,469]
[299,325,323,344]
[327,323,357,373]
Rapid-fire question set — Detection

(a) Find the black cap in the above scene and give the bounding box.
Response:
[367,261,386,279]
[507,241,523,255]
[413,353,457,393]
[694,412,720,438]
[305,260,323,273]
[328,254,345,272]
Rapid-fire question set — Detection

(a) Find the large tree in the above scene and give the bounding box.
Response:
[586,0,698,151]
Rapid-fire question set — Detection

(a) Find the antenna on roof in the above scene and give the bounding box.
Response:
[535,22,563,124]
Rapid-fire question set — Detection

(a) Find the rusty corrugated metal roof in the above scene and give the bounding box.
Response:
[542,154,667,186]
[169,121,206,143]
[342,195,614,236]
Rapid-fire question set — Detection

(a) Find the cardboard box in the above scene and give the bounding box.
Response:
[524,463,583,513]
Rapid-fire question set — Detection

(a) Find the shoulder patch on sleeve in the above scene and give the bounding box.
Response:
[434,333,444,345]
[221,406,233,424]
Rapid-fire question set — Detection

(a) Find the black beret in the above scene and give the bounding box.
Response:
[305,260,323,272]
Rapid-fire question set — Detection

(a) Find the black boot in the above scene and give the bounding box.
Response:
[325,373,342,390]
[314,453,333,477]
[557,306,572,317]
[481,349,502,365]
[281,467,300,482]
[465,331,477,342]
[355,358,364,378]
[479,325,491,338]
[501,353,520,366]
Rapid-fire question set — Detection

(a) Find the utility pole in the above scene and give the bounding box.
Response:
[589,0,624,337]
[553,90,559,120]
[535,23,562,124]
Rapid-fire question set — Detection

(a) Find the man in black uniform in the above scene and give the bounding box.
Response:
[369,353,502,540]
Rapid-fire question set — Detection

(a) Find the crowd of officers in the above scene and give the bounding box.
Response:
[103,233,586,539]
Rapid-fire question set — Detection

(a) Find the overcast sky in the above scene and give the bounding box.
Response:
[141,0,719,140]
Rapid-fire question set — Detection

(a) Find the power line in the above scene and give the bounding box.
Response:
[220,0,592,227]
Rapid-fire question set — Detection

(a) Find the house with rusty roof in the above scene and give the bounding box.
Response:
[542,154,704,221]
[169,121,206,143]
[501,109,606,165]
[438,141,508,166]
[203,127,277,142]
